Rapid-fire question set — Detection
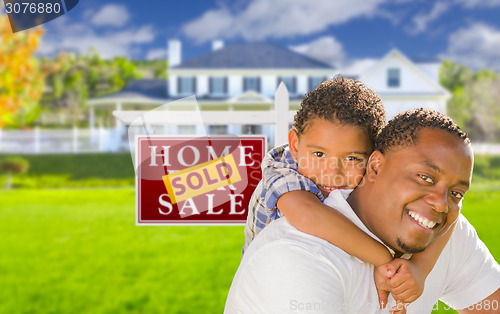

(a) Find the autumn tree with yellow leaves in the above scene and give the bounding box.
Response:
[0,13,45,127]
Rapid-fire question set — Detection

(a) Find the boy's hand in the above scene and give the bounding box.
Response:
[385,258,425,303]
[374,258,425,308]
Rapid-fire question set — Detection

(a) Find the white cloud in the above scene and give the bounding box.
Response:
[455,0,500,7]
[408,2,449,34]
[182,0,387,43]
[290,36,346,66]
[444,22,500,70]
[39,16,155,59]
[147,48,168,60]
[91,4,131,27]
[289,36,379,76]
[338,58,379,76]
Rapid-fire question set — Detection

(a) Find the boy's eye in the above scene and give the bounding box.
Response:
[312,152,325,158]
[451,191,464,200]
[345,156,362,162]
[418,174,434,184]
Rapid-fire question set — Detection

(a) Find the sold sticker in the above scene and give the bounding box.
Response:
[163,153,242,204]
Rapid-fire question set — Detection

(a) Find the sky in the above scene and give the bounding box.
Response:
[5,0,500,72]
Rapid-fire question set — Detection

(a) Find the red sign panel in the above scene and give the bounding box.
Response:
[136,135,266,225]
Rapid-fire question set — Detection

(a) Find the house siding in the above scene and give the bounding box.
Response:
[364,58,438,94]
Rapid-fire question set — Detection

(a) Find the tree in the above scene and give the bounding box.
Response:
[40,50,142,126]
[0,13,45,127]
[441,60,500,142]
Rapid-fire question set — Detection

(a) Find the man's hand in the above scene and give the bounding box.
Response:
[390,300,408,314]
[374,262,391,308]
[374,258,426,308]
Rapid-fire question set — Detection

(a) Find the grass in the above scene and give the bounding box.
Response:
[0,153,134,188]
[0,189,242,314]
[0,153,134,179]
[0,187,499,314]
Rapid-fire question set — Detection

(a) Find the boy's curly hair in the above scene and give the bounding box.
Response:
[293,76,385,144]
[375,108,470,153]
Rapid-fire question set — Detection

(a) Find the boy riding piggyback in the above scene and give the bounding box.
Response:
[243,77,456,311]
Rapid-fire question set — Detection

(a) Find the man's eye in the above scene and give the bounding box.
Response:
[419,174,434,184]
[313,152,325,158]
[451,191,464,200]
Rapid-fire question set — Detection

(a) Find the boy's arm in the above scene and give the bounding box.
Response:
[260,145,325,212]
[261,145,391,266]
[277,190,393,267]
[384,221,458,303]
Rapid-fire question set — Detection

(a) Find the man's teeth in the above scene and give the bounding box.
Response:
[408,211,437,229]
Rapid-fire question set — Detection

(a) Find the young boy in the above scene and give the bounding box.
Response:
[243,77,455,309]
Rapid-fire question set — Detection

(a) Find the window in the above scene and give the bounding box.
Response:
[179,77,196,94]
[242,124,262,134]
[208,125,228,135]
[210,77,227,95]
[177,125,196,134]
[278,76,296,93]
[243,77,260,92]
[309,76,326,90]
[387,68,400,87]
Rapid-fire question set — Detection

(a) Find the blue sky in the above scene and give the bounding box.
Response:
[9,0,500,71]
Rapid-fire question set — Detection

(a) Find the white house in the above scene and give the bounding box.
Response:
[165,40,335,139]
[166,41,449,122]
[88,40,450,151]
[359,49,450,119]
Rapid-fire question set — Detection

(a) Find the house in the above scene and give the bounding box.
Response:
[88,40,450,150]
[358,49,450,119]
[165,40,334,138]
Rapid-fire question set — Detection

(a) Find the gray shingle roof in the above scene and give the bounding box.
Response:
[173,42,334,69]
[97,79,168,100]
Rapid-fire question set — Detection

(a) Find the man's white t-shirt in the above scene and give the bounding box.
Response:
[225,190,500,313]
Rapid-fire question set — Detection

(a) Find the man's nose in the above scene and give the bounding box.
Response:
[424,186,449,213]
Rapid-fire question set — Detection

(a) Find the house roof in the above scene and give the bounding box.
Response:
[87,79,168,105]
[173,42,334,69]
[360,49,450,98]
[102,79,168,99]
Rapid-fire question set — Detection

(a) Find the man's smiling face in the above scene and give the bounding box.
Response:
[362,128,473,254]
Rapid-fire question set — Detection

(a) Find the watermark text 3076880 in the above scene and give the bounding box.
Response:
[3,0,80,32]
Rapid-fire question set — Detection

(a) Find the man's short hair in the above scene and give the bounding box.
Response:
[293,76,385,144]
[375,108,470,153]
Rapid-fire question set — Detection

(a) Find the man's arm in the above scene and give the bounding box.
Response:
[458,288,500,314]
[439,216,500,312]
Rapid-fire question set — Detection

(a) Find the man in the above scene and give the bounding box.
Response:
[225,109,500,313]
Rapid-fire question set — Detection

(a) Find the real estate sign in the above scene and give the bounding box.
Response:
[135,135,266,225]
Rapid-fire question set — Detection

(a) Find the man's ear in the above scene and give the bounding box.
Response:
[365,150,385,182]
[288,129,299,160]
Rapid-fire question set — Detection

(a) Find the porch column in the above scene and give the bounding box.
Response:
[115,103,122,130]
[89,106,95,131]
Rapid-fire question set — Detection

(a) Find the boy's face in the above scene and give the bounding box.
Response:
[289,117,372,197]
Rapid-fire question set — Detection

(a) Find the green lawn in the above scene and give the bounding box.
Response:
[0,187,499,314]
